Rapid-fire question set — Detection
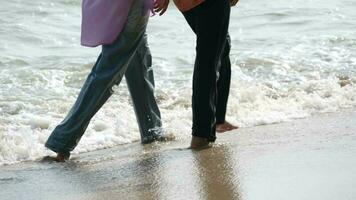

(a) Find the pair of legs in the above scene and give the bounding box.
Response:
[182,0,237,148]
[45,0,164,161]
[215,35,238,133]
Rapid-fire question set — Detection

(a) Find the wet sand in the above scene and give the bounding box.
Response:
[0,110,356,200]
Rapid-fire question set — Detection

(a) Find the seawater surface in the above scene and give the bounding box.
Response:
[0,0,356,165]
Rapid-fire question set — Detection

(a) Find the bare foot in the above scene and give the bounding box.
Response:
[156,133,176,142]
[42,153,70,163]
[55,153,70,162]
[143,133,176,144]
[189,136,212,150]
[216,121,238,133]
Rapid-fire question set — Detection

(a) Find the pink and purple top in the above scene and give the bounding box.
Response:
[81,0,154,47]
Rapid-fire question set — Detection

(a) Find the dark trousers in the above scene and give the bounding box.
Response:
[183,0,231,142]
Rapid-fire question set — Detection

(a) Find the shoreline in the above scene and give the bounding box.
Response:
[1,109,355,200]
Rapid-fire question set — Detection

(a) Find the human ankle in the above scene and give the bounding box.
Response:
[190,136,212,150]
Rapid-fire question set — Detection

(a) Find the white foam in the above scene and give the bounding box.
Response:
[1,77,356,165]
[29,116,51,130]
[1,0,356,165]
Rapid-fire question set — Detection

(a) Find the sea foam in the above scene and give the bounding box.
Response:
[1,0,356,165]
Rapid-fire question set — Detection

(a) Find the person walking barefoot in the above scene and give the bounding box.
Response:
[155,0,239,149]
[45,0,168,162]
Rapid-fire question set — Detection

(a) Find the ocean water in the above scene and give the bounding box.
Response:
[0,0,355,165]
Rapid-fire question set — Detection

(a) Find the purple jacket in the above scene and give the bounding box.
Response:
[81,0,153,47]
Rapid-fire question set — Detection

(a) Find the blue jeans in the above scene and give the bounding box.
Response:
[45,0,162,155]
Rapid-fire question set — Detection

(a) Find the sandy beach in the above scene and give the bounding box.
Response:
[0,110,355,200]
[2,0,356,166]
[1,0,356,199]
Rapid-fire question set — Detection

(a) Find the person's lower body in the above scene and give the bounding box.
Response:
[45,0,163,161]
[215,35,239,133]
[182,0,232,148]
[125,37,164,143]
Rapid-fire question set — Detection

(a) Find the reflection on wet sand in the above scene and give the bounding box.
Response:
[192,147,241,200]
[1,110,356,200]
[132,144,242,200]
[133,151,162,200]
[62,143,242,200]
